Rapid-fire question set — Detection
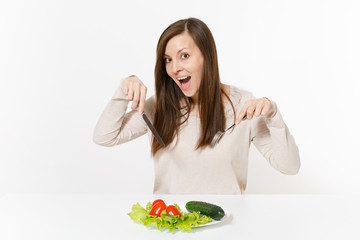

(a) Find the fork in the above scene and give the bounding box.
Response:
[210,115,246,148]
[210,123,236,148]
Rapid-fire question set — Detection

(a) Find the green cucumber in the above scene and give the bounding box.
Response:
[185,201,225,220]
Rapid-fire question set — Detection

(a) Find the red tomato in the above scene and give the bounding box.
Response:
[166,205,181,217]
[149,201,167,217]
[152,199,166,207]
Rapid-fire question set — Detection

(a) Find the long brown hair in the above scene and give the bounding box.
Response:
[152,18,234,156]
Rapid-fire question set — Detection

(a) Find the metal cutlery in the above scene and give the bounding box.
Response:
[210,123,236,148]
[142,112,165,147]
[210,115,246,148]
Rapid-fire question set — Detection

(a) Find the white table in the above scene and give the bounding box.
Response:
[0,194,359,240]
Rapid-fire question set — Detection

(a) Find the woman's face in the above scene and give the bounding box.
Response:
[164,32,204,102]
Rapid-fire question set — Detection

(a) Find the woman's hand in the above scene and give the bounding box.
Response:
[122,75,147,114]
[235,97,272,124]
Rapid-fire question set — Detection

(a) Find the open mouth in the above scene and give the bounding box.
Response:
[178,76,191,90]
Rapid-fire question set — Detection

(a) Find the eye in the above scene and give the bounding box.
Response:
[164,57,171,63]
[181,53,189,59]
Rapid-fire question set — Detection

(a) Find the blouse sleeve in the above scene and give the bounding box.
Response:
[93,80,155,147]
[250,97,301,174]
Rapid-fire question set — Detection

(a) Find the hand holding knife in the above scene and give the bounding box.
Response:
[121,75,165,147]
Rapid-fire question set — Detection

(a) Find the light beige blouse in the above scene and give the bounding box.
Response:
[93,82,300,194]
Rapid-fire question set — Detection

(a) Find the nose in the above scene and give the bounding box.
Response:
[172,59,183,75]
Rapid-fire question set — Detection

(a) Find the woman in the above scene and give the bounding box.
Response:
[93,18,300,194]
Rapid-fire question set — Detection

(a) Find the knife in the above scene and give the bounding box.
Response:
[142,112,165,147]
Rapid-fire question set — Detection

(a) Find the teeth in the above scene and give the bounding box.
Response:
[177,76,189,81]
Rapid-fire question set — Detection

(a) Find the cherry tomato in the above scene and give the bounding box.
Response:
[152,199,166,207]
[149,201,167,217]
[166,205,181,217]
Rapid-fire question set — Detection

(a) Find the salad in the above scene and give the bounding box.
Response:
[128,199,212,232]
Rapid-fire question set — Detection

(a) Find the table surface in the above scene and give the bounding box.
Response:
[0,194,359,240]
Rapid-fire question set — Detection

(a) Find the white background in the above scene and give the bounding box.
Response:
[0,0,359,196]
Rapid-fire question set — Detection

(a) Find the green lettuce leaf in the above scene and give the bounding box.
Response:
[127,202,212,232]
[127,203,148,223]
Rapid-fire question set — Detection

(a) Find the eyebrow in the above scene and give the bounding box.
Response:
[163,48,188,57]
